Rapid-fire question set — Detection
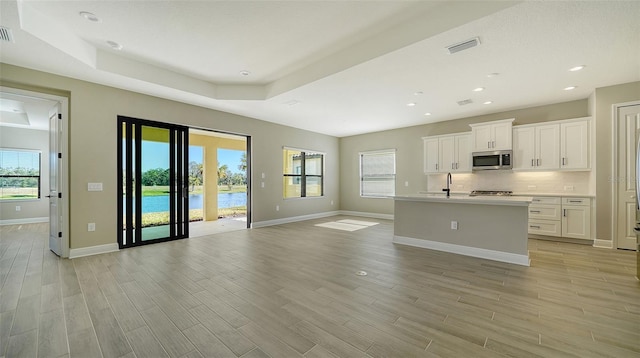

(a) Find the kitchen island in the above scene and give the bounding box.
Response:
[393,194,532,266]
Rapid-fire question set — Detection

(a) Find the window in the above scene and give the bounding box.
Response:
[0,149,41,200]
[360,149,396,197]
[283,148,324,198]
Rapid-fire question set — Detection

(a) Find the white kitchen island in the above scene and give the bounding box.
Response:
[393,194,532,266]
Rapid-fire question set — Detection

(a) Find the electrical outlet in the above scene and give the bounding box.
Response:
[404,181,409,187]
[88,223,96,232]
[15,205,21,212]
[331,200,334,205]
[451,221,458,230]
[276,205,280,211]
[564,185,574,191]
[261,182,265,188]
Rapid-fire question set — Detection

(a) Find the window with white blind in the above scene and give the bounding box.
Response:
[360,149,396,197]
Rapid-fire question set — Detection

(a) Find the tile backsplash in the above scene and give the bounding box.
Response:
[426,170,592,194]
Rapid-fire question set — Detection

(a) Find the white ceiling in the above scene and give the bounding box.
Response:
[0,1,639,137]
[0,91,57,131]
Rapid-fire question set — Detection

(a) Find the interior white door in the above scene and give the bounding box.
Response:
[48,104,62,256]
[617,105,640,250]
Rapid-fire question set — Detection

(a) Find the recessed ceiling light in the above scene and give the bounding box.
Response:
[487,73,499,78]
[483,101,493,105]
[414,91,423,95]
[424,112,432,116]
[79,11,101,22]
[407,102,416,107]
[240,70,251,76]
[569,65,585,72]
[473,87,484,92]
[564,86,576,91]
[106,40,122,50]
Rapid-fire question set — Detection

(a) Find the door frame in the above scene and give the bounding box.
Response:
[188,126,252,229]
[0,86,70,257]
[611,100,640,249]
[117,115,190,249]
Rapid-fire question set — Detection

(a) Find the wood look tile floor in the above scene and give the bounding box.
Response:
[1,217,639,358]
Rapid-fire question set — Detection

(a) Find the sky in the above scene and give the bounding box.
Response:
[140,141,244,172]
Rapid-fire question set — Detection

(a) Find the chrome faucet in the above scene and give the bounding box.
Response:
[442,172,452,197]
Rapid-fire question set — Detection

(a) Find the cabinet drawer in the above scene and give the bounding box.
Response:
[528,219,561,237]
[530,196,561,205]
[561,197,590,206]
[528,205,561,220]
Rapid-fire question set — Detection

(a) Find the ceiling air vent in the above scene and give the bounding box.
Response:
[0,26,14,43]
[447,37,480,54]
[457,99,473,106]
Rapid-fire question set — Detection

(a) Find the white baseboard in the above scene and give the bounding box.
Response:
[339,211,394,220]
[393,235,530,266]
[252,211,340,228]
[0,217,49,226]
[593,239,614,249]
[69,243,119,259]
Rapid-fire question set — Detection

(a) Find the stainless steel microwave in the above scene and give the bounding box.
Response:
[472,150,512,170]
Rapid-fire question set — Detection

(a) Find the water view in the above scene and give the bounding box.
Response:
[128,192,247,213]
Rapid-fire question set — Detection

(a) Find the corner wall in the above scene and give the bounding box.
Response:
[339,100,589,215]
[594,81,640,243]
[1,63,339,250]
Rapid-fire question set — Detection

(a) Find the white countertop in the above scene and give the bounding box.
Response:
[394,194,532,207]
[421,191,594,198]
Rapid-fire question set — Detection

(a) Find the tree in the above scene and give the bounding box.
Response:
[238,152,247,172]
[188,161,203,191]
[217,163,229,186]
[141,168,170,186]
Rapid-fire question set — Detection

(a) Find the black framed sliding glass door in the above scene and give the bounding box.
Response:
[118,116,189,248]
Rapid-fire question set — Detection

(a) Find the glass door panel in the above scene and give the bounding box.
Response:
[118,116,188,249]
[141,125,170,241]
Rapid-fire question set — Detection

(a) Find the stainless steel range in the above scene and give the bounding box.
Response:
[469,190,513,197]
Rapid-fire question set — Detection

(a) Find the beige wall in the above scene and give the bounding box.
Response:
[0,126,49,222]
[594,81,640,242]
[339,100,589,215]
[1,64,339,250]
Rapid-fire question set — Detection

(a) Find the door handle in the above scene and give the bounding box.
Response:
[634,227,640,233]
[46,195,53,198]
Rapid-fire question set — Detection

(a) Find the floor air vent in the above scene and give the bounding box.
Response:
[0,26,14,43]
[447,37,480,54]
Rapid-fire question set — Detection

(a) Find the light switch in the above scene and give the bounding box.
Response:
[88,183,103,191]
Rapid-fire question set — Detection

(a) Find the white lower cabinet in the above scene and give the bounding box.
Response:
[528,196,591,240]
[561,198,591,240]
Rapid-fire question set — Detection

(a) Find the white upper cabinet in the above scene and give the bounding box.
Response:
[455,134,471,172]
[423,133,471,174]
[560,120,589,170]
[470,118,514,151]
[514,124,560,170]
[513,117,590,171]
[423,137,439,174]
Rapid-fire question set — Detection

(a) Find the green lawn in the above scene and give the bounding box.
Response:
[141,185,246,196]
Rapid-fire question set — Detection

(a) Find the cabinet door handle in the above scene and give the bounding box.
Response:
[488,141,491,148]
[456,162,459,169]
[562,157,566,165]
[563,209,567,217]
[537,159,540,166]
[492,141,495,148]
[568,200,582,203]
[530,210,541,213]
[533,199,541,202]
[436,163,438,170]
[529,225,541,229]
[531,159,534,167]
